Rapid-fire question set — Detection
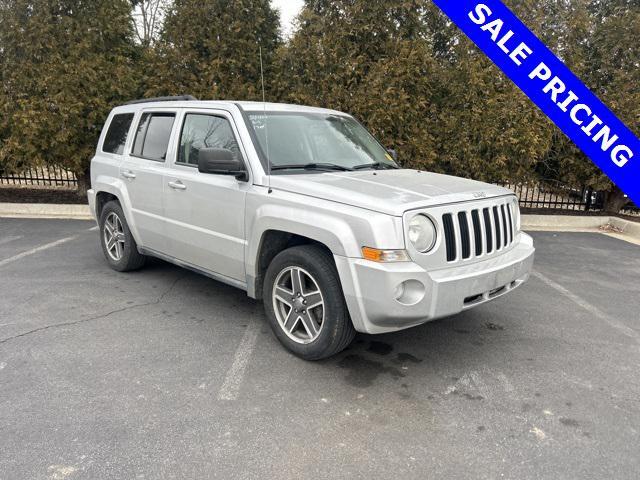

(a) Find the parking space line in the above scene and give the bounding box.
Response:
[0,235,23,246]
[217,321,260,401]
[0,228,94,268]
[532,271,640,342]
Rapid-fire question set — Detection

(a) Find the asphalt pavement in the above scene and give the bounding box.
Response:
[0,218,639,480]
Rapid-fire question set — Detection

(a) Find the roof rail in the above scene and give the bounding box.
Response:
[124,95,198,105]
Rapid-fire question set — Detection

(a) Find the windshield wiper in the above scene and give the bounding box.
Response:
[270,163,354,172]
[352,162,400,171]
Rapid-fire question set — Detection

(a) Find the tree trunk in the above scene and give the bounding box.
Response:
[602,186,627,214]
[75,167,91,199]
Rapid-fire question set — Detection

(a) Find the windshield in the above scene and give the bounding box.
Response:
[245,112,397,172]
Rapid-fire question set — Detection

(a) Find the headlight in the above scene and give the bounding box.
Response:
[408,214,437,252]
[511,198,521,232]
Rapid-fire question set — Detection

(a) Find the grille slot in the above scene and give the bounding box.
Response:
[441,200,516,263]
[483,208,493,253]
[500,204,509,247]
[458,212,471,259]
[471,210,482,256]
[492,206,501,249]
[506,204,514,243]
[442,213,456,262]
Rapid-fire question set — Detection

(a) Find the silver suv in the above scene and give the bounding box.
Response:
[88,96,535,360]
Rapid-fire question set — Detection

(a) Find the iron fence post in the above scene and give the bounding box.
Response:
[585,187,593,211]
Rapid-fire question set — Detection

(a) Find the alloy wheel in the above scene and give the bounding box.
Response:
[103,212,126,262]
[272,266,325,344]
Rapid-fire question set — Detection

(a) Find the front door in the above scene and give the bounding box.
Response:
[120,110,177,252]
[162,110,249,283]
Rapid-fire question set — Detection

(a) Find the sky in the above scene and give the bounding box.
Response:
[271,0,304,37]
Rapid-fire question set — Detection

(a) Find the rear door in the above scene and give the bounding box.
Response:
[162,109,250,283]
[94,110,136,198]
[120,109,178,252]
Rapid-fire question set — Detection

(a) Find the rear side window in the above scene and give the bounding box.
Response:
[102,113,134,155]
[132,112,176,161]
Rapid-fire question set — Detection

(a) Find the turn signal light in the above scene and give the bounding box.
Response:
[361,247,410,263]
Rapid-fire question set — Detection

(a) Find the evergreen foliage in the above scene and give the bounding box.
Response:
[0,0,139,189]
[148,0,280,100]
[0,0,637,210]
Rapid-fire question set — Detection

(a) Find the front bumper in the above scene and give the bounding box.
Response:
[334,232,535,334]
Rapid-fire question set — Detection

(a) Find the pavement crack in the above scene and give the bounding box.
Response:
[0,274,186,345]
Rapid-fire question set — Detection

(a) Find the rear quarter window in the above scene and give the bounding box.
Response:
[102,113,135,155]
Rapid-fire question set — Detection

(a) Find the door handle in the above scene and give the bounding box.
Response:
[168,180,187,191]
[121,170,136,179]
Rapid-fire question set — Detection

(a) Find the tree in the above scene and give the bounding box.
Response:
[505,0,638,212]
[275,0,429,109]
[567,0,639,212]
[419,0,553,182]
[275,0,551,181]
[148,0,280,100]
[0,0,636,213]
[274,1,441,167]
[131,0,169,48]
[0,0,140,193]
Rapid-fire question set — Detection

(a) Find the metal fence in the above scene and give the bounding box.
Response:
[0,165,78,189]
[497,180,639,216]
[496,180,604,211]
[0,166,637,215]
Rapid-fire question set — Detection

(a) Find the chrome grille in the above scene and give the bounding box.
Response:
[442,200,516,263]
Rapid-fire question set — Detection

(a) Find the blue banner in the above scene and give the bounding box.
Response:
[432,0,639,206]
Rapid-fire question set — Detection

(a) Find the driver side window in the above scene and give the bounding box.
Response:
[178,114,240,166]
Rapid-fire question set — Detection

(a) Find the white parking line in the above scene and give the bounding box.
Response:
[217,321,260,401]
[0,228,94,268]
[532,271,640,342]
[0,235,23,246]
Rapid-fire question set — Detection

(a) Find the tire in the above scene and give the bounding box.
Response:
[263,245,356,360]
[99,200,146,272]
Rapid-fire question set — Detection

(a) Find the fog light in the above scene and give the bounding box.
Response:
[394,280,426,306]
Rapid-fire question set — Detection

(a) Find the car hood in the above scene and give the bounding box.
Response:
[267,169,513,216]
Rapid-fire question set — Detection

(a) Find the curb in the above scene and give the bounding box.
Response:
[521,214,610,230]
[522,214,640,245]
[607,217,640,237]
[0,203,93,220]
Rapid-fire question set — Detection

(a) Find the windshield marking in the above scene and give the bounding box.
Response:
[245,111,397,172]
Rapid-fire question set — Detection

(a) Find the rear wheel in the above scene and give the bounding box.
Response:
[99,201,145,272]
[263,245,355,360]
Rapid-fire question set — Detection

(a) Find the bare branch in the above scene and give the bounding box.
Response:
[132,0,169,47]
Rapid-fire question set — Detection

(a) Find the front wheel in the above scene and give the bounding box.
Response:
[263,245,355,360]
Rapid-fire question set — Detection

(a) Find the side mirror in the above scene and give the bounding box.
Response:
[387,148,398,162]
[198,148,248,181]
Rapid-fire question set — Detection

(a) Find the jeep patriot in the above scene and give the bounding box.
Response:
[88,96,535,360]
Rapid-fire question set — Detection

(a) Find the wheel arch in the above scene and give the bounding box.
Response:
[245,206,361,299]
[95,191,119,219]
[250,230,336,300]
[93,179,142,245]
